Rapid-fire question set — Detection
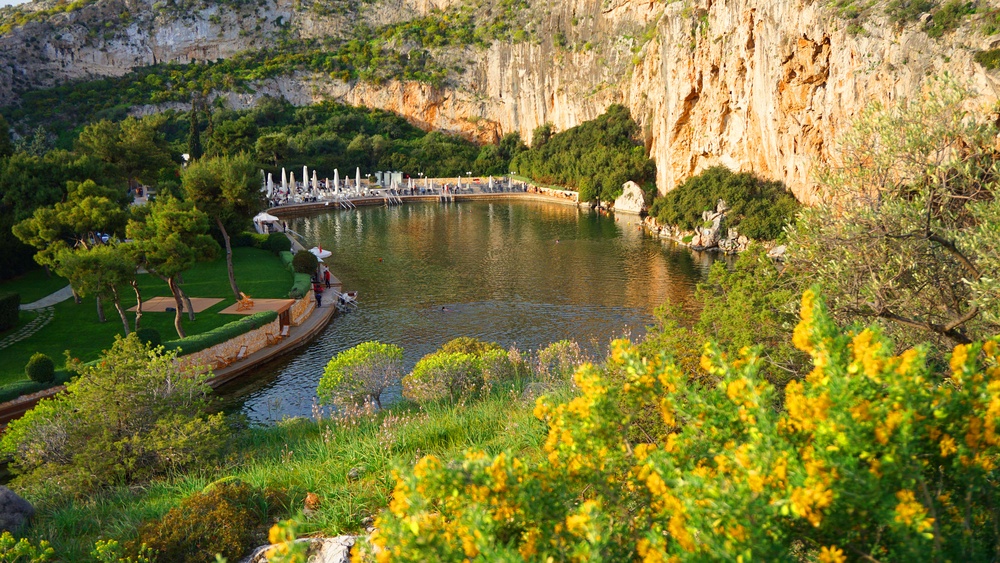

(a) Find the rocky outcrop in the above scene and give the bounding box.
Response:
[240,536,355,563]
[612,180,647,215]
[3,0,1000,201]
[0,486,34,533]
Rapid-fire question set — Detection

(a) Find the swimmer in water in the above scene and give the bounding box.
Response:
[441,306,451,312]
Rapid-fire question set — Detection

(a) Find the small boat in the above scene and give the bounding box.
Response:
[337,291,359,311]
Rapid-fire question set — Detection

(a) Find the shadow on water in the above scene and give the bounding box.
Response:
[217,200,718,424]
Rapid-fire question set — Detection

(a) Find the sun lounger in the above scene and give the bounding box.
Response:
[215,345,248,368]
[237,292,254,311]
[279,325,290,338]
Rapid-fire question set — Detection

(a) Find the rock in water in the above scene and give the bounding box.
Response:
[613,181,647,215]
[0,487,34,532]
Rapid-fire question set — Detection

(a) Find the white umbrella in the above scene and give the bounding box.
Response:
[312,171,319,196]
[488,176,494,191]
[254,211,280,223]
[266,173,274,198]
[289,172,296,191]
[425,176,429,189]
[457,175,462,189]
[409,177,414,191]
[356,168,361,190]
[334,169,339,191]
[303,166,308,189]
[309,246,332,259]
[281,168,287,191]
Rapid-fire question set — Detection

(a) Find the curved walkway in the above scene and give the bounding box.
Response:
[0,306,54,351]
[20,285,74,310]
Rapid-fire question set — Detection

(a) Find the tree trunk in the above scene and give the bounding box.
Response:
[111,287,129,335]
[72,287,81,304]
[167,276,186,338]
[179,286,196,321]
[131,279,143,332]
[96,295,106,323]
[217,217,240,300]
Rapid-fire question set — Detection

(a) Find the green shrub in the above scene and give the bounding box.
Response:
[885,0,935,24]
[279,250,294,270]
[648,166,799,240]
[403,351,485,403]
[439,337,503,357]
[292,249,319,274]
[974,48,1000,69]
[288,273,312,299]
[0,292,19,332]
[318,341,404,409]
[480,348,520,384]
[134,481,285,563]
[266,232,290,254]
[161,310,277,355]
[25,352,55,383]
[135,328,160,348]
[925,0,975,38]
[231,231,269,248]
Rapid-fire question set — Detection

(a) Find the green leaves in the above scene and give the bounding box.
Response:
[318,341,404,409]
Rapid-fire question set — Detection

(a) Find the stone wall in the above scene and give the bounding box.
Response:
[526,185,579,204]
[291,291,315,326]
[176,317,280,372]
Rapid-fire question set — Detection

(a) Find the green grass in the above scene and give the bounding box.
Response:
[0,269,68,304]
[23,384,552,561]
[0,247,292,386]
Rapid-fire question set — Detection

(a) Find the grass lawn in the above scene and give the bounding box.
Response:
[0,247,293,386]
[0,269,68,304]
[22,385,551,560]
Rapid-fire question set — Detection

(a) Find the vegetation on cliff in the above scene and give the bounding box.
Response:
[510,105,655,202]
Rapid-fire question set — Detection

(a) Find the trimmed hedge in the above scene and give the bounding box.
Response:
[279,251,294,270]
[266,232,290,254]
[292,250,319,274]
[0,368,77,405]
[25,353,55,383]
[0,292,19,332]
[288,273,312,299]
[161,311,278,355]
[231,232,270,249]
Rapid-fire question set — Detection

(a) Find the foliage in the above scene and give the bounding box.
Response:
[90,539,154,563]
[973,48,1000,69]
[355,290,1000,562]
[0,291,18,331]
[648,166,799,240]
[403,350,485,403]
[0,334,227,500]
[262,520,309,563]
[510,105,655,201]
[135,481,284,563]
[318,341,404,409]
[288,273,312,299]
[535,339,586,383]
[439,337,503,357]
[267,232,291,255]
[54,243,138,334]
[0,532,54,562]
[925,1,975,37]
[24,352,55,384]
[76,116,173,190]
[161,310,277,354]
[134,328,161,348]
[787,75,1000,352]
[291,250,319,275]
[885,0,935,24]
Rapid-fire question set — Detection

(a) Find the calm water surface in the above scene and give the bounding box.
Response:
[220,200,715,423]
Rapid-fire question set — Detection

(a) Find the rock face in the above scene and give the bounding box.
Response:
[612,181,647,215]
[0,486,34,533]
[240,536,355,563]
[3,0,1000,201]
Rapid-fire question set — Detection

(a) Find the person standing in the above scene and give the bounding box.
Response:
[324,268,331,288]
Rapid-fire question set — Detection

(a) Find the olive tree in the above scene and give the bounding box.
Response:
[787,75,1000,350]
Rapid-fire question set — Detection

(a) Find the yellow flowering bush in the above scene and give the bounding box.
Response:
[352,289,1000,561]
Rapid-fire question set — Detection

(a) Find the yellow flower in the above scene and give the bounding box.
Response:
[940,434,958,457]
[792,289,817,353]
[818,545,846,563]
[951,344,970,380]
[894,489,934,532]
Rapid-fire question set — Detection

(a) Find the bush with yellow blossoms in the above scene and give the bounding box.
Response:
[352,289,1000,562]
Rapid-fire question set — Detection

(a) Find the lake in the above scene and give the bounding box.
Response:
[219,199,716,423]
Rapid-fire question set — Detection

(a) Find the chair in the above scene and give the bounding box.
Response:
[279,325,290,339]
[266,332,278,345]
[237,292,254,311]
[233,345,248,362]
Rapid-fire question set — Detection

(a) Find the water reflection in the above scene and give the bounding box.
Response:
[220,201,714,423]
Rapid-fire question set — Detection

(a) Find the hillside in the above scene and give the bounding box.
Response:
[3,0,1000,200]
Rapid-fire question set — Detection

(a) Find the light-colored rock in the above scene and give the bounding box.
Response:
[767,244,787,260]
[241,536,356,563]
[613,181,647,215]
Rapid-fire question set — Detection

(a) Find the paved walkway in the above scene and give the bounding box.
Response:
[0,306,54,350]
[20,285,74,310]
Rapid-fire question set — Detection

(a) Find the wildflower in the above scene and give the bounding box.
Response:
[951,344,970,380]
[940,434,958,457]
[818,545,846,563]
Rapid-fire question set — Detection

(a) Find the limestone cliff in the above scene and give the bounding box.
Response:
[3,0,1000,201]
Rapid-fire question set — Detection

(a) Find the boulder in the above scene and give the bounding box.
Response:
[613,181,647,215]
[241,536,356,563]
[0,487,33,533]
[767,245,787,261]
